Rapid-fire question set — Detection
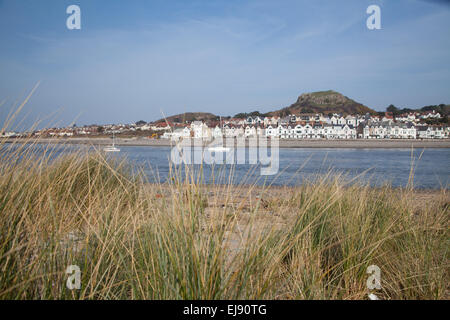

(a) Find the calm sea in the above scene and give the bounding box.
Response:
[116,146,449,189]
[2,144,449,189]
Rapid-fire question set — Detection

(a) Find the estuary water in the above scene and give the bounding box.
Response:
[2,144,449,189]
[116,146,449,189]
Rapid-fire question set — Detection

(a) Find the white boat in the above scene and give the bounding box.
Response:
[104,133,120,152]
[104,146,120,152]
[208,146,230,152]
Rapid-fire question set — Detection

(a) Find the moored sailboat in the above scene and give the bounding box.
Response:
[104,132,120,152]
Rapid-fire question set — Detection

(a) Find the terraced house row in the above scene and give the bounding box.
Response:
[164,121,449,140]
[363,123,448,139]
[265,124,357,139]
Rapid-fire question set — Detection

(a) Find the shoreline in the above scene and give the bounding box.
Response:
[3,137,450,148]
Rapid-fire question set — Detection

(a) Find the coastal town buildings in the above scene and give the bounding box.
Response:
[161,112,448,141]
[24,111,449,141]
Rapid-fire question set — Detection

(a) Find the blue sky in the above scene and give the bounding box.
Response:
[1,0,450,128]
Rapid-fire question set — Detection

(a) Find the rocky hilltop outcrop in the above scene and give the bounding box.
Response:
[268,90,377,117]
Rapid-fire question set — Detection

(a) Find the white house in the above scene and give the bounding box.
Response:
[170,127,191,140]
[330,115,346,125]
[345,115,357,127]
[212,126,223,138]
[265,125,277,138]
[1,131,18,137]
[264,116,279,126]
[420,111,442,120]
[191,121,211,139]
[431,126,445,139]
[244,126,257,137]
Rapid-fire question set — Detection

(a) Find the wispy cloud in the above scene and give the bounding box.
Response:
[0,0,449,127]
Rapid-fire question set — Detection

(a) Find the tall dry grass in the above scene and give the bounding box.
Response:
[0,139,448,300]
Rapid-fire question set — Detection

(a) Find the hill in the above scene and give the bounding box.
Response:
[153,112,218,124]
[267,90,377,117]
[153,91,382,123]
[400,104,449,117]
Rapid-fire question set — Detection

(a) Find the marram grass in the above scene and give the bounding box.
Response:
[0,142,448,300]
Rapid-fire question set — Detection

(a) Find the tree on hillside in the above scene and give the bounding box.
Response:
[234,111,267,119]
[387,104,399,114]
[301,107,314,113]
[249,111,266,117]
[135,120,147,126]
[421,104,449,116]
[234,113,247,119]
